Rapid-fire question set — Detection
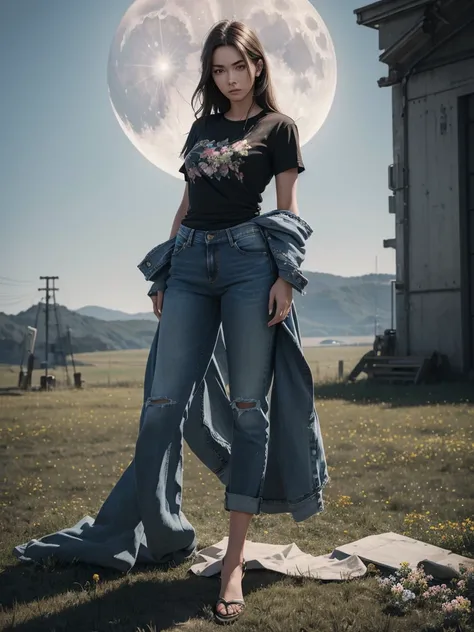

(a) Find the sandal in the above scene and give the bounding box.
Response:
[214,558,247,625]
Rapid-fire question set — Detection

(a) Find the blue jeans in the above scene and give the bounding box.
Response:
[134,221,278,556]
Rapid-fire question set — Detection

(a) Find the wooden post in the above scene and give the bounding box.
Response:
[338,360,344,381]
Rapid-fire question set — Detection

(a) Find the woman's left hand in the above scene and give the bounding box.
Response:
[268,277,293,327]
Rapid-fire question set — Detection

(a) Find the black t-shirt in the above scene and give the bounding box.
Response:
[179,110,305,230]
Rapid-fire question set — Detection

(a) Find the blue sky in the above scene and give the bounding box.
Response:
[0,0,395,315]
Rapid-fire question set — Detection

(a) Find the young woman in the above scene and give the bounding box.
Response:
[15,18,329,627]
[147,20,305,624]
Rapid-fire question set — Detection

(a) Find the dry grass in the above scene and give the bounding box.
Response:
[0,346,473,632]
[0,345,368,389]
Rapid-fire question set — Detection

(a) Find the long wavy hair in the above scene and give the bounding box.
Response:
[181,20,279,156]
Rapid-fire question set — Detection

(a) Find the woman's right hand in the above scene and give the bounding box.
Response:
[151,291,164,319]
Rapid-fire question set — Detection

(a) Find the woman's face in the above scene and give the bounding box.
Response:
[211,45,261,103]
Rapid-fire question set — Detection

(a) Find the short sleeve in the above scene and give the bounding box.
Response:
[179,120,199,181]
[179,162,188,180]
[179,165,190,181]
[269,119,305,176]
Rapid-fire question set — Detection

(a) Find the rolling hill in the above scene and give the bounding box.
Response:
[0,271,394,364]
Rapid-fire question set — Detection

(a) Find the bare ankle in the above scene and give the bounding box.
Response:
[223,553,244,568]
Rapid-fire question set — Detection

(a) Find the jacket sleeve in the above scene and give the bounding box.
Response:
[264,231,309,294]
[137,237,176,296]
[255,211,312,295]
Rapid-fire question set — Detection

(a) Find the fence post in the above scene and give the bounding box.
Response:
[338,360,344,381]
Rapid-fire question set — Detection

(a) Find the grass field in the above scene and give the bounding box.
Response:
[0,345,369,390]
[1,346,473,632]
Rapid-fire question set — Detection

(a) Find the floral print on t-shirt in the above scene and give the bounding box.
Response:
[185,138,253,184]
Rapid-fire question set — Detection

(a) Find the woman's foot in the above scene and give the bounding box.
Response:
[214,556,246,624]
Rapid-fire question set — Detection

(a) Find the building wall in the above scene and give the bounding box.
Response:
[391,81,407,353]
[459,93,474,372]
[391,50,474,371]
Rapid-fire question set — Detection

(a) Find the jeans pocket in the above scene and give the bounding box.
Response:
[232,231,268,256]
[172,232,188,256]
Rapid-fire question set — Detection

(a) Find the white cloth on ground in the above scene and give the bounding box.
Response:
[189,532,474,581]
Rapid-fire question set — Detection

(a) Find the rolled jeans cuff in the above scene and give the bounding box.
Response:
[225,492,261,515]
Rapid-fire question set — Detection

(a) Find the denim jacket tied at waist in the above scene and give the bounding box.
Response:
[139,209,310,297]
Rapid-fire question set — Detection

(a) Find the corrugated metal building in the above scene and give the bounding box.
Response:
[354,0,474,374]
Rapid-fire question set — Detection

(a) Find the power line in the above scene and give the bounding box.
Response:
[0,276,35,285]
[0,292,40,311]
[0,294,35,303]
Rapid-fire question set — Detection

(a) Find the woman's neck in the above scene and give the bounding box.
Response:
[225,95,262,121]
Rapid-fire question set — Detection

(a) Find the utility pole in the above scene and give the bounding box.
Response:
[374,256,379,338]
[38,276,59,388]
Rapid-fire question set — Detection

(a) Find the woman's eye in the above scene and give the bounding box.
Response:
[236,65,246,71]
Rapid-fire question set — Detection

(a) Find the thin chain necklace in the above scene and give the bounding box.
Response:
[243,100,256,130]
[226,100,260,134]
[243,100,259,134]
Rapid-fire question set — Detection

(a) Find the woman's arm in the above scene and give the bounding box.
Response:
[151,183,190,319]
[169,183,190,238]
[275,168,299,215]
[267,167,300,327]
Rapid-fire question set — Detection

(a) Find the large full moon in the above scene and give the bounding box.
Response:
[108,0,337,179]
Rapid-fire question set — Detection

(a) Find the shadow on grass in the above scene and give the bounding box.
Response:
[314,379,474,407]
[0,387,23,397]
[0,561,123,609]
[1,562,284,631]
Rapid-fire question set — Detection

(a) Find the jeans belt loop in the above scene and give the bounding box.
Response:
[186,228,195,246]
[225,227,235,247]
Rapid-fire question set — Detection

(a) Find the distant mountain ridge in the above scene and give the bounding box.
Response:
[76,306,155,321]
[0,271,394,364]
[76,271,395,330]
[0,306,157,366]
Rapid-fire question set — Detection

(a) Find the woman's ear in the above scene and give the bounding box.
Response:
[255,59,264,77]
